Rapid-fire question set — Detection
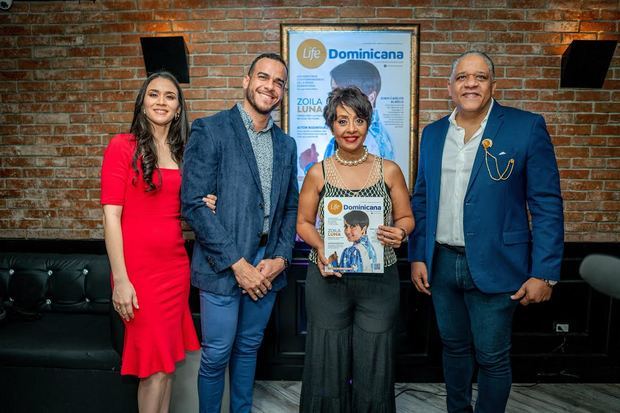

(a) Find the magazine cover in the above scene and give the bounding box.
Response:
[324,196,384,273]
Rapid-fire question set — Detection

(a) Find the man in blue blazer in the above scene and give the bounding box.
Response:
[181,53,298,413]
[409,51,564,412]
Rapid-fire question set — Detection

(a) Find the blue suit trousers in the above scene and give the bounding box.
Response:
[197,247,276,413]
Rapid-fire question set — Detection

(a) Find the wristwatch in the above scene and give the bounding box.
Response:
[542,279,558,288]
[273,256,289,269]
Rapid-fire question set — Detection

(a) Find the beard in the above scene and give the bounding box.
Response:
[245,87,279,115]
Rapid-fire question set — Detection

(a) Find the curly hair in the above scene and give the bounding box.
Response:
[129,71,188,191]
[323,86,373,131]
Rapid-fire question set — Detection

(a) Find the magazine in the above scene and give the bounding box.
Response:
[324,196,384,273]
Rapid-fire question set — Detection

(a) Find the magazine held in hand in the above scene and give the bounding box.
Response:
[324,197,384,273]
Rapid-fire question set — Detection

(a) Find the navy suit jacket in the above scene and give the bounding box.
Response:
[409,102,564,293]
[181,105,298,294]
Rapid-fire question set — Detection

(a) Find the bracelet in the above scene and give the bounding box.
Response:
[397,227,408,242]
[273,255,289,269]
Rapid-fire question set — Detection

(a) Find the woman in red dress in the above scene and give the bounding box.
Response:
[101,72,206,412]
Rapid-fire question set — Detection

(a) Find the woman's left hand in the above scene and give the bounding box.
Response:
[377,225,406,248]
[202,194,217,213]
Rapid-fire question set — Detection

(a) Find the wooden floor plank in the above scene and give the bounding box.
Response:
[253,381,620,412]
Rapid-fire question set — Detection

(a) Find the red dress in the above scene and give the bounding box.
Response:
[101,134,200,378]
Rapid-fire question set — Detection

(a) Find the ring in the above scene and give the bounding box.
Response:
[255,289,261,294]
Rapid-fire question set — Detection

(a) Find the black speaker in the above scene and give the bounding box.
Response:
[561,40,617,88]
[140,36,190,84]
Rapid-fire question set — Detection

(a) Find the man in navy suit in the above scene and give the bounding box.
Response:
[182,53,298,413]
[409,51,564,412]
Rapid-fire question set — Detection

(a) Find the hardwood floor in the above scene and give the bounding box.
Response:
[252,381,620,412]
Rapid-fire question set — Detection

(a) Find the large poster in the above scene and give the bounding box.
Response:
[281,24,420,191]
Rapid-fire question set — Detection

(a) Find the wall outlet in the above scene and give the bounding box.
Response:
[553,322,570,333]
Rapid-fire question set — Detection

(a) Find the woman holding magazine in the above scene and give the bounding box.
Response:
[296,87,414,412]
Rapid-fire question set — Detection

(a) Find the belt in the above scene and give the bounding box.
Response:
[259,233,268,247]
[436,242,466,254]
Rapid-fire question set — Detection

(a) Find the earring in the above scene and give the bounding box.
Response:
[175,112,180,120]
[142,108,146,115]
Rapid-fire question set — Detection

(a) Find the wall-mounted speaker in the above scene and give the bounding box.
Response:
[140,36,190,84]
[561,40,617,88]
[0,0,13,11]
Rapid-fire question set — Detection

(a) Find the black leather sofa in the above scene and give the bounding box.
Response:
[0,252,138,413]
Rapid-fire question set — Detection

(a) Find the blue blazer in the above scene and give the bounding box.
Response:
[181,105,298,294]
[409,102,564,293]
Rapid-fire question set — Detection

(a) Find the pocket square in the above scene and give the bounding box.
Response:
[498,151,506,156]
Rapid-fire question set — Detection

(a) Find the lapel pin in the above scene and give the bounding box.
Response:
[481,137,514,181]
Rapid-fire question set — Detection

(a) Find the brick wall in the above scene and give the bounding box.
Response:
[0,0,618,241]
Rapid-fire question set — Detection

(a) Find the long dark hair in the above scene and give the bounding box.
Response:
[129,71,188,191]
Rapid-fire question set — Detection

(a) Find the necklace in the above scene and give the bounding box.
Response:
[335,146,368,166]
[330,156,379,194]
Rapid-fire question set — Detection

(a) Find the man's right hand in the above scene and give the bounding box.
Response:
[232,258,272,301]
[411,261,431,295]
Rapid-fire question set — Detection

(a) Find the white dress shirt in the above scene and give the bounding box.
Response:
[436,100,494,246]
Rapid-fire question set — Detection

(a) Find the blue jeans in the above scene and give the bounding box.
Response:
[431,244,518,413]
[198,248,276,413]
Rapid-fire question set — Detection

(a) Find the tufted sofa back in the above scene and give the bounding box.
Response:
[0,253,111,315]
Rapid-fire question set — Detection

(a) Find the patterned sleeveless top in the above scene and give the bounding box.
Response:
[309,156,398,269]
